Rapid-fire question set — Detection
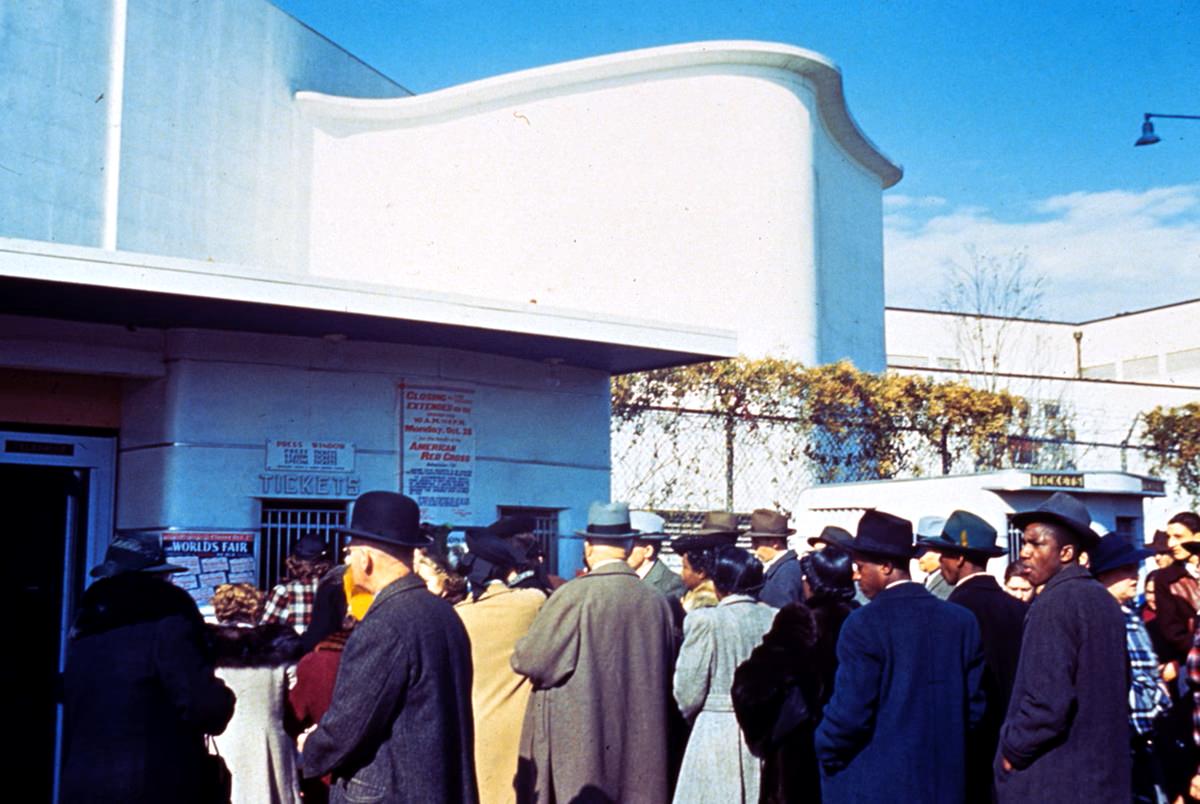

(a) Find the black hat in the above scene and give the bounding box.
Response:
[672,532,736,555]
[340,491,432,548]
[465,529,526,570]
[1149,530,1170,554]
[808,525,853,550]
[292,532,328,561]
[484,515,537,540]
[1011,492,1096,548]
[922,510,1006,559]
[1090,533,1155,576]
[847,510,916,561]
[90,533,187,578]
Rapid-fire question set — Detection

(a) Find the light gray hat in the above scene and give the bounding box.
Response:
[576,501,639,539]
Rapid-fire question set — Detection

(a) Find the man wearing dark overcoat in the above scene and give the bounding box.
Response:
[814,510,985,804]
[922,510,1026,801]
[512,501,676,804]
[994,492,1130,804]
[301,491,478,804]
[750,509,806,608]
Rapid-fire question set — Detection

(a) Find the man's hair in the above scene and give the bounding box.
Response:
[1169,511,1200,535]
[633,539,659,558]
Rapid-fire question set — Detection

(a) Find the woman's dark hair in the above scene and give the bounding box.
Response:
[709,545,764,596]
[680,547,717,578]
[1169,511,1200,535]
[799,545,855,602]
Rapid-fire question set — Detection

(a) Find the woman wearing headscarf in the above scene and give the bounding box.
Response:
[453,526,547,804]
[672,545,777,804]
[731,544,860,804]
[208,582,304,804]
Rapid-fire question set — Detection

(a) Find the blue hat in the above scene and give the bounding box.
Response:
[1090,533,1155,576]
[847,510,916,561]
[922,510,1006,558]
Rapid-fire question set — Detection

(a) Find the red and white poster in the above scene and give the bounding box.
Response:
[401,383,476,524]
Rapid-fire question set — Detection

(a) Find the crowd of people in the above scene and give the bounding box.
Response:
[58,489,1200,804]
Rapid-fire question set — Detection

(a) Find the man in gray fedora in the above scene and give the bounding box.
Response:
[301,491,478,803]
[628,510,686,603]
[512,501,676,804]
[749,509,805,608]
[994,492,1130,804]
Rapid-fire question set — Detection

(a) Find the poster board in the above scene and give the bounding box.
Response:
[401,383,476,524]
[164,532,258,606]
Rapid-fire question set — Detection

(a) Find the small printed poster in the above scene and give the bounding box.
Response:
[401,383,476,524]
[163,532,257,606]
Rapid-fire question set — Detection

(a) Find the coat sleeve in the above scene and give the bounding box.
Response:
[813,611,881,773]
[301,618,410,779]
[510,586,581,688]
[998,602,1079,769]
[152,615,236,736]
[673,609,716,720]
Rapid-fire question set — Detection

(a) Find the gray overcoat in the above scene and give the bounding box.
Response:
[302,574,478,804]
[511,561,676,804]
[672,595,777,804]
[995,562,1130,803]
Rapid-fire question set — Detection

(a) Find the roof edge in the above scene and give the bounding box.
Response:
[295,40,903,188]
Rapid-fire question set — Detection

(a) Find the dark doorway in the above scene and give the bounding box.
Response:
[0,464,87,803]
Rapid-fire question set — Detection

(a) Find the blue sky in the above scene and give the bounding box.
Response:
[273,0,1200,319]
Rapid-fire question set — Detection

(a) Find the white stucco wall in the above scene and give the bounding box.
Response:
[300,42,901,366]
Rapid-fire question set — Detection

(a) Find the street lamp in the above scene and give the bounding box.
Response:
[1134,113,1200,146]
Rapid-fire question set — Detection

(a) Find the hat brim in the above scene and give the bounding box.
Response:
[632,532,670,541]
[918,537,1007,559]
[341,526,433,548]
[576,529,638,539]
[848,541,917,561]
[1182,541,1200,556]
[89,560,188,578]
[694,527,742,537]
[671,533,735,554]
[1010,511,1097,547]
[747,529,796,538]
[1092,547,1156,575]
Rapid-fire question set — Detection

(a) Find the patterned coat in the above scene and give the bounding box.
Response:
[455,585,547,804]
[511,561,676,804]
[672,595,777,804]
[995,563,1130,804]
[301,574,478,804]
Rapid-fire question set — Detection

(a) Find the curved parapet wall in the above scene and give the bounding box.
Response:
[296,41,899,365]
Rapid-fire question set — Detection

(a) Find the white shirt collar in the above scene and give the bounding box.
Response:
[956,571,989,586]
[886,579,920,590]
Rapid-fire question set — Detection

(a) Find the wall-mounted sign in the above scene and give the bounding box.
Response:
[1142,477,1166,494]
[1029,472,1085,489]
[258,473,361,498]
[401,383,476,524]
[266,439,355,472]
[163,531,257,606]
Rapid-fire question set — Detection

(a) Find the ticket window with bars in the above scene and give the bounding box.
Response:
[497,506,561,573]
[259,500,348,590]
[1006,517,1024,564]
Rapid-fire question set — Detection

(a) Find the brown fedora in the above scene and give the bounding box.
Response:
[694,511,742,537]
[746,509,796,538]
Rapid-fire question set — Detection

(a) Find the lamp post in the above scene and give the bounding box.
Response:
[1134,113,1200,146]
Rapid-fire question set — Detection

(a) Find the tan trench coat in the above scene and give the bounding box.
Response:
[455,585,547,804]
[511,561,676,804]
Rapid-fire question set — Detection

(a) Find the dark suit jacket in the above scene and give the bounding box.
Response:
[1148,562,1197,663]
[302,574,478,804]
[760,550,806,608]
[814,582,985,804]
[947,574,1026,801]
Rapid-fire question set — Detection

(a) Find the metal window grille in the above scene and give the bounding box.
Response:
[259,500,347,590]
[497,506,561,572]
[1006,516,1023,564]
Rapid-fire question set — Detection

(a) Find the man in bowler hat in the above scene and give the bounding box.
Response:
[994,492,1130,804]
[922,510,1027,801]
[814,510,985,803]
[301,491,478,803]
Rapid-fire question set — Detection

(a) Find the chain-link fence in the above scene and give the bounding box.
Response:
[612,403,1171,512]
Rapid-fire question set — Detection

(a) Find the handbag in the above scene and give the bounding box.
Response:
[202,736,233,804]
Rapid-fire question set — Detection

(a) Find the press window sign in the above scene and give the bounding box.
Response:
[1028,472,1085,489]
[266,439,355,473]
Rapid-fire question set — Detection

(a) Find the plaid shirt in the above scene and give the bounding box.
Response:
[1125,604,1170,736]
[261,577,320,634]
[1189,624,1200,746]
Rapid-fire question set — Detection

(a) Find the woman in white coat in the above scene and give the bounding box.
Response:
[672,546,778,804]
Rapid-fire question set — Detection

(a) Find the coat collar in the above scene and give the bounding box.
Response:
[585,561,638,579]
[717,593,757,607]
[871,579,932,604]
[373,573,427,608]
[1040,561,1092,595]
[764,550,797,578]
